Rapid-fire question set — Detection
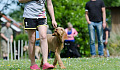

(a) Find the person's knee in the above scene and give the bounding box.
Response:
[40,34,47,40]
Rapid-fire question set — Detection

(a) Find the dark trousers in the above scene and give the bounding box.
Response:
[64,41,81,58]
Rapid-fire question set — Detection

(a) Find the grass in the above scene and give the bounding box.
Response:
[0,57,120,70]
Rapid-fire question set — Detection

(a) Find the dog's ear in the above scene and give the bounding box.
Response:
[62,31,68,42]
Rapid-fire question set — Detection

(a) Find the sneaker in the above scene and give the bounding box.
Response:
[42,63,54,70]
[30,64,40,69]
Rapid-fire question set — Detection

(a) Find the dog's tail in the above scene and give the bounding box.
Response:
[36,38,40,40]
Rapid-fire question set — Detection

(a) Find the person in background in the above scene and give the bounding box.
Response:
[64,22,80,58]
[103,23,110,57]
[85,0,106,58]
[19,0,57,69]
[0,22,13,60]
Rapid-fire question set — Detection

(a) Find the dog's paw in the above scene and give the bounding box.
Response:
[54,65,57,68]
[61,66,66,69]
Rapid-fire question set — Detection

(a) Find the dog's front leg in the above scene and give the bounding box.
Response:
[35,50,40,59]
[40,58,43,67]
[53,56,57,68]
[55,48,66,69]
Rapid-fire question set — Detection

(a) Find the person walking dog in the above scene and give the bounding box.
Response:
[85,0,106,57]
[19,0,57,69]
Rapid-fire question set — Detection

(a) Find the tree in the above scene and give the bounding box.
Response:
[104,0,120,7]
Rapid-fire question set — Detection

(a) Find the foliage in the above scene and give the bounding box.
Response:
[15,33,28,41]
[103,0,120,7]
[1,58,120,70]
[108,29,120,56]
[14,33,28,48]
[0,0,17,14]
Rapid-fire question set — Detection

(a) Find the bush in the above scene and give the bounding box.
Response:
[108,29,120,56]
[14,33,28,48]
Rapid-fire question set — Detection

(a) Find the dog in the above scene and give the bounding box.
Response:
[23,45,41,59]
[36,27,68,69]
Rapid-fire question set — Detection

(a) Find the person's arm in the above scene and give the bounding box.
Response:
[18,0,32,3]
[1,33,8,41]
[47,0,57,28]
[11,35,13,43]
[74,29,78,37]
[85,11,91,24]
[102,7,106,28]
[105,31,108,45]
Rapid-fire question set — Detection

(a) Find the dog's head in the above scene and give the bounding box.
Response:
[52,27,68,42]
[23,46,28,51]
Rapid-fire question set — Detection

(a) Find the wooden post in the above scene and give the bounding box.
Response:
[21,40,23,59]
[18,40,20,60]
[14,41,16,60]
[7,40,9,61]
[10,40,13,60]
[25,41,27,59]
[0,33,1,59]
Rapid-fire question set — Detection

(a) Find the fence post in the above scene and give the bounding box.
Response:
[10,40,13,60]
[18,40,20,60]
[21,40,23,59]
[7,40,9,61]
[25,41,27,59]
[14,41,16,60]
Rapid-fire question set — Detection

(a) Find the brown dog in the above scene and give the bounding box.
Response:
[36,27,68,69]
[23,46,41,59]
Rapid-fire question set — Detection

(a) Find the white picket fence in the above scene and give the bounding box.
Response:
[7,40,28,61]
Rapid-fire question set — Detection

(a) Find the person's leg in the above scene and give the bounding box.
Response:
[1,40,7,60]
[107,49,110,57]
[38,26,48,64]
[27,30,36,66]
[103,43,107,57]
[88,22,96,56]
[96,22,104,56]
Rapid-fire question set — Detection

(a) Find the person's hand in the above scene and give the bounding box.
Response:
[6,38,9,42]
[103,22,106,28]
[52,20,57,28]
[68,35,72,38]
[11,39,13,43]
[87,21,91,24]
[105,40,108,45]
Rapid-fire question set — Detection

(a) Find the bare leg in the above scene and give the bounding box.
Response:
[38,26,48,64]
[27,30,36,66]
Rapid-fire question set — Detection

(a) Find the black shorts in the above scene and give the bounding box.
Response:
[23,18,47,30]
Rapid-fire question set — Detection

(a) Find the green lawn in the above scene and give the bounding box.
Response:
[0,57,120,70]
